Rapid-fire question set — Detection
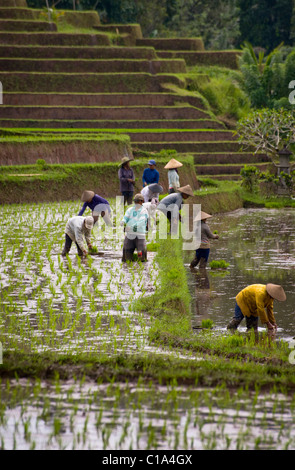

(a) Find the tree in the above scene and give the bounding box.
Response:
[238,0,294,53]
[166,0,241,49]
[235,108,295,160]
[238,42,294,109]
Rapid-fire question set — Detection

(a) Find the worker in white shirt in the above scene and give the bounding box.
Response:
[140,183,163,202]
[62,215,94,257]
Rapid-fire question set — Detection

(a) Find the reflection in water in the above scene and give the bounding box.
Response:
[186,208,295,340]
[190,267,211,326]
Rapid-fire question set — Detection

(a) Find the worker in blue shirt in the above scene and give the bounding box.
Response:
[142,159,160,187]
[78,190,111,225]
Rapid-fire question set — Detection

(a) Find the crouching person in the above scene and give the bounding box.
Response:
[121,194,148,262]
[227,283,286,332]
[62,215,94,257]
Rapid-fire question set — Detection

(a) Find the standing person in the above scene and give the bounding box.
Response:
[190,211,219,269]
[157,184,194,233]
[118,156,135,205]
[141,183,163,203]
[227,283,286,332]
[164,158,183,194]
[142,159,160,187]
[78,190,111,225]
[121,193,148,262]
[62,215,94,257]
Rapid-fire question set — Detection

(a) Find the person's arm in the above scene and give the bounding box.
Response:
[78,202,87,216]
[74,226,87,254]
[142,169,148,186]
[84,229,92,250]
[118,168,128,183]
[255,293,269,325]
[119,168,135,184]
[204,224,219,240]
[155,170,160,184]
[130,169,135,184]
[266,302,277,328]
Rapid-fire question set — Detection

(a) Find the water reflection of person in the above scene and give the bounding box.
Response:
[191,267,211,322]
[227,283,286,333]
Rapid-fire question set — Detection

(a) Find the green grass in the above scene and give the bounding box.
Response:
[209,259,230,269]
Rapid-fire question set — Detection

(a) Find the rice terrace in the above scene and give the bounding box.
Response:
[1,0,295,455]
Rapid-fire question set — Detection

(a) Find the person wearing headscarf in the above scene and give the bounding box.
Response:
[142,159,160,187]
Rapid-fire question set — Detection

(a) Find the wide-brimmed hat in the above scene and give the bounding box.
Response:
[84,216,94,230]
[148,183,163,194]
[81,190,95,202]
[177,185,194,197]
[266,284,286,301]
[119,156,133,167]
[194,210,213,221]
[164,158,183,169]
[133,193,144,203]
[148,159,156,166]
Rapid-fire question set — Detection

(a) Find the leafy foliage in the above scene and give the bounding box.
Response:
[237,42,294,109]
[236,108,295,159]
[238,0,294,53]
[240,165,260,192]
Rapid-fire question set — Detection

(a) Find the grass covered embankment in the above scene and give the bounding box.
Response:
[0,156,198,203]
[196,178,295,212]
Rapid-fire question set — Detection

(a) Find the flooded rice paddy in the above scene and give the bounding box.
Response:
[186,208,295,342]
[0,202,295,450]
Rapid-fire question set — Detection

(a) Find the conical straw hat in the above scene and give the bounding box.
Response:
[177,185,194,197]
[118,156,133,167]
[148,183,163,193]
[266,284,286,301]
[164,158,183,169]
[194,210,213,221]
[81,190,95,202]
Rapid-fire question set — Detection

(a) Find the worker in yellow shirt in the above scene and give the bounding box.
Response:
[227,283,286,332]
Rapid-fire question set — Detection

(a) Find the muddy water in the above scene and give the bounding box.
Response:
[185,208,295,340]
[1,379,295,450]
[0,201,159,356]
[1,203,295,450]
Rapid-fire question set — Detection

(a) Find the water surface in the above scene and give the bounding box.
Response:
[185,208,295,340]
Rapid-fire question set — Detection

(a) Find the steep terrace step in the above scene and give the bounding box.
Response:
[132,141,243,153]
[1,0,28,6]
[93,24,142,45]
[192,152,271,164]
[0,105,212,120]
[2,92,205,108]
[0,119,224,130]
[126,130,234,143]
[0,58,186,74]
[0,32,111,46]
[136,38,204,51]
[0,45,157,59]
[157,50,242,69]
[199,174,241,181]
[194,162,272,176]
[0,19,57,31]
[1,72,185,92]
[0,7,39,19]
